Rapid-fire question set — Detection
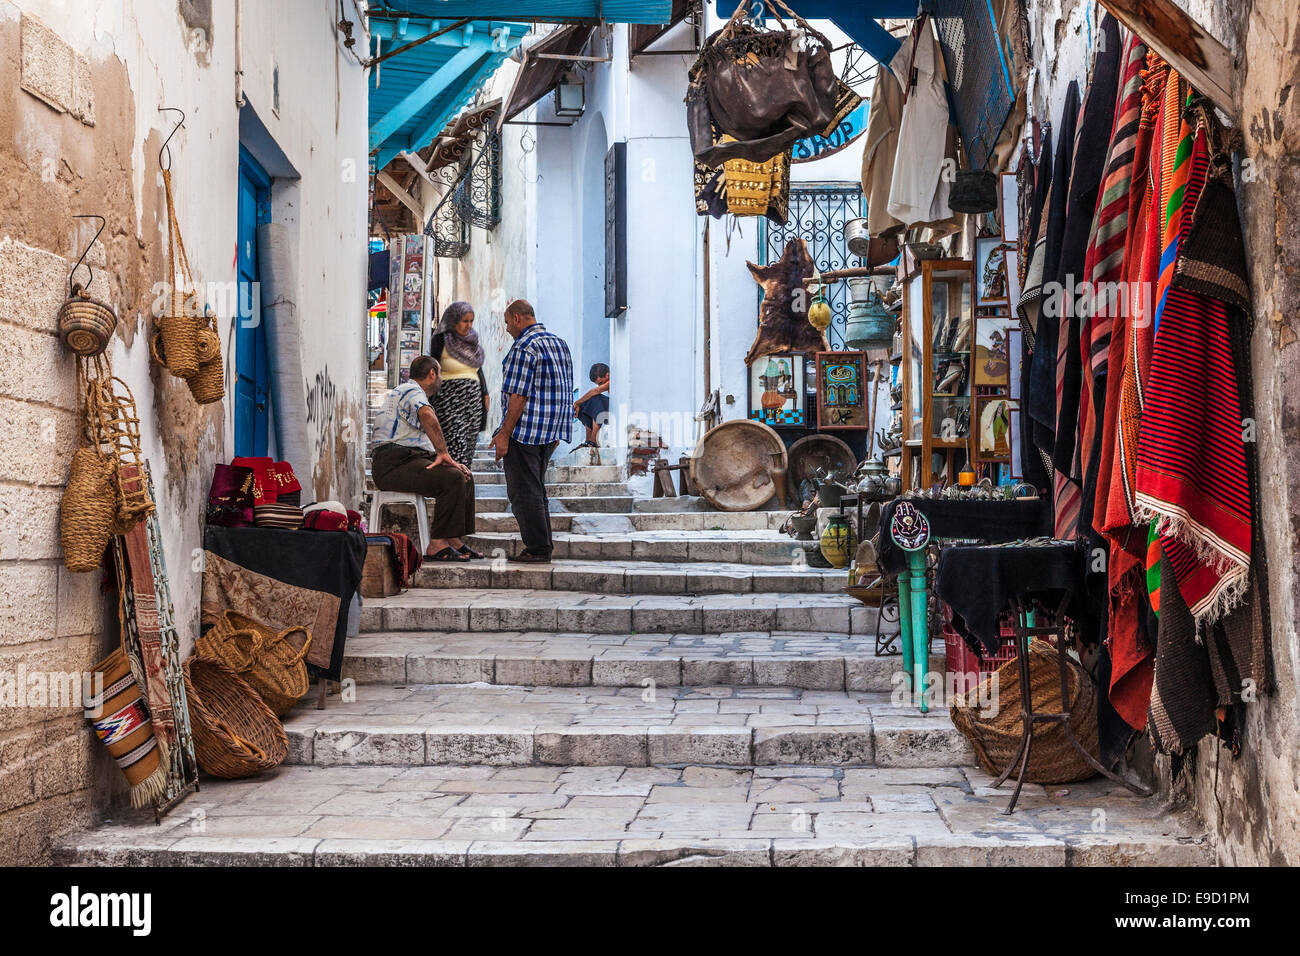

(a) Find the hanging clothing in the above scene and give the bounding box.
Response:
[885,20,954,227]
[1051,15,1123,540]
[1016,124,1053,492]
[860,42,908,238]
[1134,117,1252,626]
[1079,30,1148,539]
[1027,82,1079,487]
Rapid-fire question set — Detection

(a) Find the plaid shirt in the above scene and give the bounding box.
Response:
[499,323,574,445]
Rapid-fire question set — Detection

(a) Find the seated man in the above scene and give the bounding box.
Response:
[370,355,479,562]
[572,362,610,449]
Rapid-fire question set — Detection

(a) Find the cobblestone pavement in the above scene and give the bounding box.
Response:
[59,764,1211,866]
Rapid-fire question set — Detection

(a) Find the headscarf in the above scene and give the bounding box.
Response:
[437,301,485,368]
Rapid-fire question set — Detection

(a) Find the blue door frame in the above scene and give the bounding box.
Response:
[236,147,271,457]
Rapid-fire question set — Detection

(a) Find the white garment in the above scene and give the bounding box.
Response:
[886,22,954,228]
[860,42,909,238]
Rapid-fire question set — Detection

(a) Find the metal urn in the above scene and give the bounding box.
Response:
[844,278,894,351]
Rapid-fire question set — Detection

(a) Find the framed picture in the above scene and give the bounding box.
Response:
[976,395,1017,462]
[973,315,1015,388]
[1000,172,1019,242]
[1003,247,1021,311]
[932,395,970,441]
[975,237,1011,307]
[816,351,870,430]
[748,352,807,428]
[402,310,420,329]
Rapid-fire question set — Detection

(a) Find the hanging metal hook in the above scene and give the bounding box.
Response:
[158,106,185,171]
[69,214,106,294]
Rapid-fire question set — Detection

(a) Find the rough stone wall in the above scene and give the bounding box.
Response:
[1019,0,1299,864]
[0,0,368,864]
[1193,0,1300,866]
[0,5,191,865]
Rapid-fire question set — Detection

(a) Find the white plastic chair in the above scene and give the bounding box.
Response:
[368,490,430,555]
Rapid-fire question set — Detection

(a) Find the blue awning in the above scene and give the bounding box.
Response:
[708,1,917,65]
[369,2,674,24]
[369,20,529,169]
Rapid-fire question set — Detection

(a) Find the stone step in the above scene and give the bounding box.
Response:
[343,633,932,691]
[473,465,624,485]
[464,531,805,565]
[474,496,634,514]
[279,685,972,769]
[362,589,874,635]
[412,559,845,595]
[472,511,788,535]
[57,764,1210,867]
[475,482,630,498]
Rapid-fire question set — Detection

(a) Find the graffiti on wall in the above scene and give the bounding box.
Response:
[305,365,338,456]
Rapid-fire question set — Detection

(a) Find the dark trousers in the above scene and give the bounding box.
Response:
[502,438,557,555]
[371,443,476,541]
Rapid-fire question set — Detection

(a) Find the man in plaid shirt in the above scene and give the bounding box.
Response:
[491,300,575,562]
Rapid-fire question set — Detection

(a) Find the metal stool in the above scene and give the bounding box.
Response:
[368,490,430,555]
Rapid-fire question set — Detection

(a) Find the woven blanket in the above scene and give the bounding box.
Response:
[1134,120,1252,626]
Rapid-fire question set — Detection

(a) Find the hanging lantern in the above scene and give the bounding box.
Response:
[844,278,894,350]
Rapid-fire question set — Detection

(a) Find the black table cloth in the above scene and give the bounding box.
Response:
[877,496,1051,576]
[201,526,367,681]
[934,541,1087,655]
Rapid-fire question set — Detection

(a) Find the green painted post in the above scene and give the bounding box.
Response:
[908,550,929,713]
[897,572,914,689]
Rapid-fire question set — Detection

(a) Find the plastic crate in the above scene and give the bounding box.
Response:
[941,602,1019,676]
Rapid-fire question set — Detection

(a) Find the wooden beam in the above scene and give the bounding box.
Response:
[1099,0,1235,117]
[376,171,423,219]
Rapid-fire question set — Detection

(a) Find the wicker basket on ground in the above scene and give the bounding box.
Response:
[183,656,288,778]
[950,640,1100,784]
[196,610,312,717]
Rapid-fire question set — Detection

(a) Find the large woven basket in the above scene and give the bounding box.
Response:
[57,286,117,356]
[196,610,312,716]
[60,447,116,572]
[950,641,1100,784]
[183,656,288,778]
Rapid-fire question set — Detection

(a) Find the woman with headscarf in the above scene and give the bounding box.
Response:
[428,301,489,471]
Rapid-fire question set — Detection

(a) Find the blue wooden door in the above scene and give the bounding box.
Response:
[236,148,271,456]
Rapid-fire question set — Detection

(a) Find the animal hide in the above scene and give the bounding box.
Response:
[744,239,829,365]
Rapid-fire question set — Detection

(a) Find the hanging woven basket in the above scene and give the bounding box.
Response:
[78,357,154,533]
[154,168,203,380]
[57,284,117,357]
[186,311,225,405]
[59,446,116,572]
[183,657,288,778]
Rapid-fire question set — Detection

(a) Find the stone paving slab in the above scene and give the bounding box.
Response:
[57,764,1211,867]
[363,589,876,636]
[342,632,940,692]
[412,559,846,595]
[277,684,970,768]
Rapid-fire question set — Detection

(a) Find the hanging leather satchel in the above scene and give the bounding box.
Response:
[690,0,841,166]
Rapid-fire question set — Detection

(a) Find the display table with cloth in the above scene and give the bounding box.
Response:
[934,541,1151,811]
[201,527,367,691]
[879,496,1050,712]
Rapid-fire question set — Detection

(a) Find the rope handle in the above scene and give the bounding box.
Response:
[276,625,314,665]
[220,627,264,672]
[162,169,200,319]
[763,0,832,49]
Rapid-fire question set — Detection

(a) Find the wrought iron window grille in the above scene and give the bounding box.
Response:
[453,130,502,230]
[425,160,470,258]
[760,184,866,352]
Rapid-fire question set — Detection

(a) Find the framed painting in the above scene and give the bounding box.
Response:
[975,237,1011,307]
[748,352,807,428]
[976,395,1017,462]
[815,351,870,430]
[973,315,1015,388]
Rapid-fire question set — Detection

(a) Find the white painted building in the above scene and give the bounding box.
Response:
[427,14,875,468]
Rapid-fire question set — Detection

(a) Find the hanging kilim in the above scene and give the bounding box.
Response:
[112,464,198,814]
